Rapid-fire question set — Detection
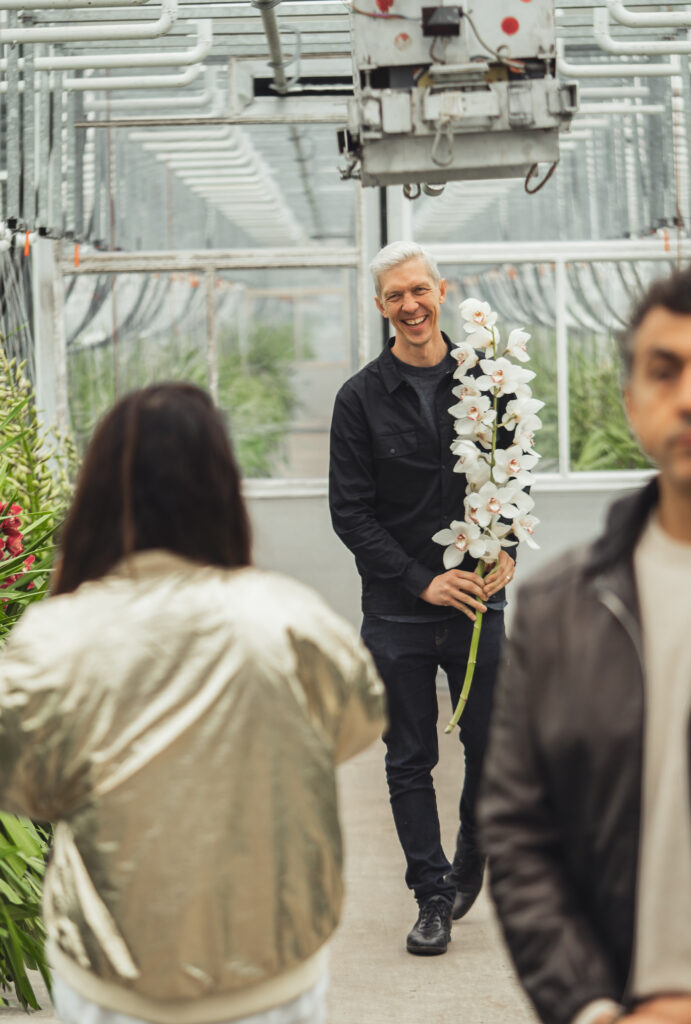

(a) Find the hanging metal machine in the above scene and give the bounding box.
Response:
[338,0,578,196]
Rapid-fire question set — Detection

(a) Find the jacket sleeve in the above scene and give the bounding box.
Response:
[329,383,436,599]
[478,598,621,1024]
[287,591,387,765]
[0,605,88,821]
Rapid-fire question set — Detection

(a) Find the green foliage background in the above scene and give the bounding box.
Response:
[0,348,76,1010]
[68,324,300,477]
[509,326,650,473]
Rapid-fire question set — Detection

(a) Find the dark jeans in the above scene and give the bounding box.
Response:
[361,610,504,903]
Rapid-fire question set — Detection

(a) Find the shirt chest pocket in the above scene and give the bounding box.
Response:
[373,431,418,459]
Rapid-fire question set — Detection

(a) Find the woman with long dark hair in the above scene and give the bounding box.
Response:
[0,383,385,1024]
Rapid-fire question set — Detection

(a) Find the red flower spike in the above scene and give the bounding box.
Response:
[7,535,24,556]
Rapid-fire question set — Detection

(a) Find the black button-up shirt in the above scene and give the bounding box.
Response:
[329,334,507,617]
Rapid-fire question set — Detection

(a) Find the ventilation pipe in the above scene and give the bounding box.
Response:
[86,67,217,110]
[0,0,150,7]
[580,85,649,98]
[557,39,680,77]
[66,63,202,90]
[594,10,691,55]
[607,0,691,29]
[578,102,665,115]
[0,0,176,43]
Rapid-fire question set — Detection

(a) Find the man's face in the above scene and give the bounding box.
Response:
[625,306,691,490]
[375,257,447,352]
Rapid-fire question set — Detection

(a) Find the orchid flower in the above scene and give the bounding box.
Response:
[493,445,540,486]
[513,413,543,452]
[464,327,498,352]
[432,520,487,569]
[512,512,540,550]
[433,296,543,734]
[476,357,536,398]
[451,394,495,431]
[451,342,480,373]
[459,298,497,330]
[464,481,521,529]
[504,328,530,362]
[502,395,545,432]
[451,376,482,399]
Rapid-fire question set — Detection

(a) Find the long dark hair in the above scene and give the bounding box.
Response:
[54,383,252,594]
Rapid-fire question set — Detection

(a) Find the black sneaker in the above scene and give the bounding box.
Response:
[448,843,485,921]
[406,895,453,956]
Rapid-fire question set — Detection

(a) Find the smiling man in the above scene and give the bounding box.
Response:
[329,241,515,955]
[479,268,691,1024]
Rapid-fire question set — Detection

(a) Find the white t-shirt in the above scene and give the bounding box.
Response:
[631,514,691,996]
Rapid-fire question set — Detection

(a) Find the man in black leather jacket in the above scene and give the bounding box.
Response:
[479,268,691,1024]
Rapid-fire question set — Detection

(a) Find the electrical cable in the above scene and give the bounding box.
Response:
[462,9,524,72]
[345,1,419,20]
[524,161,558,194]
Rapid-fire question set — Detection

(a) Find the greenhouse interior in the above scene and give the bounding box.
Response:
[0,0,690,1021]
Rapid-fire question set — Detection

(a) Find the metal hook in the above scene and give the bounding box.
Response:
[431,119,454,167]
[403,183,422,200]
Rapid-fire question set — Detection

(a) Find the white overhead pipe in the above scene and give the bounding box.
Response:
[557,39,680,77]
[86,67,216,108]
[594,10,691,55]
[178,178,269,189]
[570,117,610,129]
[579,85,649,98]
[136,137,243,153]
[0,0,176,43]
[66,62,201,90]
[162,156,252,170]
[1,20,211,72]
[163,154,248,166]
[578,102,666,114]
[606,0,691,29]
[0,0,149,7]
[141,142,245,160]
[128,125,234,143]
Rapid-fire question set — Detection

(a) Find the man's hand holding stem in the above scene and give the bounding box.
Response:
[420,552,515,621]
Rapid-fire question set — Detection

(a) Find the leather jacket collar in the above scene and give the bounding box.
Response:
[586,477,659,579]
[585,477,658,651]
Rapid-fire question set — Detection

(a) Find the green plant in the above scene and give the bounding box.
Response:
[0,349,76,643]
[217,324,300,478]
[68,322,303,478]
[0,816,50,1011]
[0,347,76,1010]
[568,335,651,472]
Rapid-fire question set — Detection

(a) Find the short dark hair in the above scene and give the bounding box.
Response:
[54,383,252,595]
[619,265,691,378]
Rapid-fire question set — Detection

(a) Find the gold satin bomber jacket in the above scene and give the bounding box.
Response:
[0,551,386,1016]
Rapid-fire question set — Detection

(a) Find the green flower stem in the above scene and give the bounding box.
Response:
[444,560,486,733]
[445,327,501,734]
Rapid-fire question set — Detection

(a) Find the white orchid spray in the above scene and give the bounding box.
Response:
[432,298,544,733]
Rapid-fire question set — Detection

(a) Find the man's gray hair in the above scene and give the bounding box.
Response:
[369,241,441,300]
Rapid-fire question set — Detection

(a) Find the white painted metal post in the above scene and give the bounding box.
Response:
[555,259,570,478]
[355,182,371,368]
[205,267,218,403]
[32,236,69,434]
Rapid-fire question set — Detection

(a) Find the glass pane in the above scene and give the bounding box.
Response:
[566,261,660,472]
[65,268,357,479]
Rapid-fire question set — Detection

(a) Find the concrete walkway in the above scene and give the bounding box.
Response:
[327,720,537,1024]
[0,722,536,1024]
